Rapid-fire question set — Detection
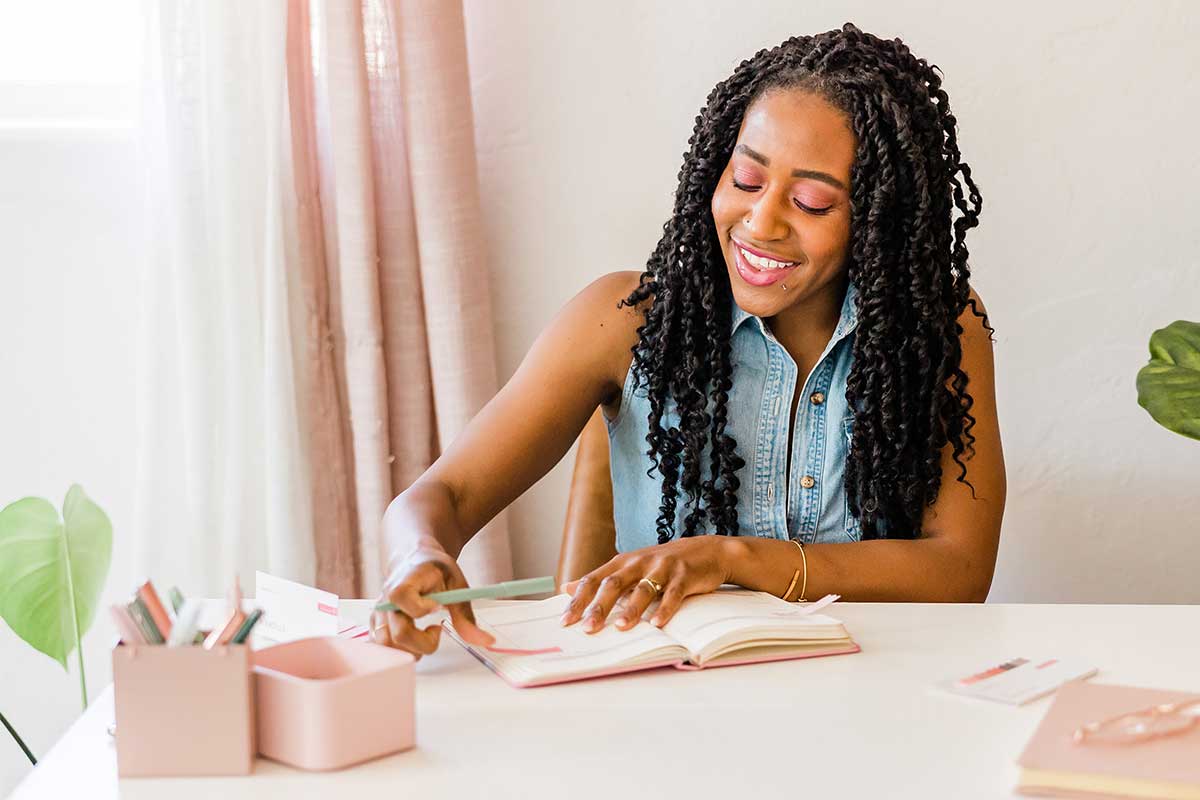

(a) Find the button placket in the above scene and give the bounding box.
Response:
[799,359,835,533]
[754,338,783,537]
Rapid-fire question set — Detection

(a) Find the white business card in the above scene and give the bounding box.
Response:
[252,570,340,648]
[939,656,1098,705]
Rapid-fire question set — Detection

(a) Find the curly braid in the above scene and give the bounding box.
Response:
[618,22,994,544]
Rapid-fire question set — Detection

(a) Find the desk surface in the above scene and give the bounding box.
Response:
[11,600,1199,800]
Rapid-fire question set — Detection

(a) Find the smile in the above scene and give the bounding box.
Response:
[731,240,802,287]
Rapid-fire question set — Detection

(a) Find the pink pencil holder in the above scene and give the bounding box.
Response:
[252,636,415,770]
[112,643,255,777]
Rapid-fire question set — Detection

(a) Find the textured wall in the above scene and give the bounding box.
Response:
[462,0,1200,603]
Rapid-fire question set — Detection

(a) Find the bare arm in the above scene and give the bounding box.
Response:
[382,270,644,569]
[555,407,618,590]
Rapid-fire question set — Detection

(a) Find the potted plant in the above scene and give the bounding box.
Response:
[1137,320,1200,441]
[0,485,112,766]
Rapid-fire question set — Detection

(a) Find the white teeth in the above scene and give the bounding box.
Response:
[738,245,797,270]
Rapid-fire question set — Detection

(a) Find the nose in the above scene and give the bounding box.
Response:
[740,189,790,241]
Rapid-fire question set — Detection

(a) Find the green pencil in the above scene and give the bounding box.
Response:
[374,575,556,612]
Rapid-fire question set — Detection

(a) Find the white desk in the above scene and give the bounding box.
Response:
[11,600,1199,799]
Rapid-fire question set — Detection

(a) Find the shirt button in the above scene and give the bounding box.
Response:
[800,475,816,489]
[810,392,825,405]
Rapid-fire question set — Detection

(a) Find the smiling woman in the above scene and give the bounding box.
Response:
[371,22,1005,657]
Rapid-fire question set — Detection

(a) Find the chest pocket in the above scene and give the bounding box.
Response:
[842,417,863,541]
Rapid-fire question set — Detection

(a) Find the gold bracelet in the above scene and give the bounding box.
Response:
[781,568,800,601]
[791,539,808,602]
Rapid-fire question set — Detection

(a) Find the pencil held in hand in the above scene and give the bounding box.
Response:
[374,576,556,611]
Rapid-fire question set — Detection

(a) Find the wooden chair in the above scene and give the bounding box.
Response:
[554,406,618,590]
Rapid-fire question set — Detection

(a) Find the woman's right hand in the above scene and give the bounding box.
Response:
[370,546,495,658]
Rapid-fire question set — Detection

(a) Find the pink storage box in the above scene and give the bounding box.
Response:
[252,636,415,770]
[112,643,255,777]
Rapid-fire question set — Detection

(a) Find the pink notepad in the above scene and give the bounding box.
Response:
[1016,681,1200,799]
[444,588,860,688]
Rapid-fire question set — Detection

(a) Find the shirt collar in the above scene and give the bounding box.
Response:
[729,280,860,341]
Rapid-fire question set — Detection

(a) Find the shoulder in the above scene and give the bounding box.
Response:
[551,270,652,402]
[570,269,653,342]
[958,285,992,338]
[956,285,996,385]
[581,270,653,313]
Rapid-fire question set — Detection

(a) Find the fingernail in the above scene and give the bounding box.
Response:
[651,616,662,626]
[559,613,571,626]
[614,616,627,627]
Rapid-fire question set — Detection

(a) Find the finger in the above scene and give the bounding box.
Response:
[425,561,494,647]
[649,581,688,627]
[445,600,494,647]
[387,610,440,657]
[388,561,449,619]
[560,571,605,627]
[370,610,393,647]
[612,570,669,630]
[581,571,635,634]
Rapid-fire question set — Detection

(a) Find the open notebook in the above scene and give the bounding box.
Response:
[443,586,860,688]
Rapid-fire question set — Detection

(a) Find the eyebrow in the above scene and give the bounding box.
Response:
[734,144,848,191]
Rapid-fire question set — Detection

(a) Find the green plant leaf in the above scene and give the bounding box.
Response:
[0,485,113,670]
[1137,320,1200,441]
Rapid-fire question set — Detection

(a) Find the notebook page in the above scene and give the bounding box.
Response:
[461,594,686,684]
[659,587,848,660]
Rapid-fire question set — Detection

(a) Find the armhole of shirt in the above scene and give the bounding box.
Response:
[603,355,638,434]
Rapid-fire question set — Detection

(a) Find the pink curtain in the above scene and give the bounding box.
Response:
[285,0,513,596]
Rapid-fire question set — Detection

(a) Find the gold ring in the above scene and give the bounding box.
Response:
[639,576,664,595]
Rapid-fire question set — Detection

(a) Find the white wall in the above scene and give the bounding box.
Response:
[2,0,1199,794]
[0,127,145,795]
[0,2,144,792]
[459,0,1200,601]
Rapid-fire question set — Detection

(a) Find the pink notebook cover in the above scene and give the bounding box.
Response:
[1016,681,1200,797]
[444,623,861,688]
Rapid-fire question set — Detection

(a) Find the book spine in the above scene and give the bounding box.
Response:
[126,597,165,644]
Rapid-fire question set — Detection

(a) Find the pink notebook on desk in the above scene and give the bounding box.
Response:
[1016,681,1200,799]
[443,587,860,688]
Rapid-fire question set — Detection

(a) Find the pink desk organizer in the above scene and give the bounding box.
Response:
[252,636,415,770]
[112,643,255,777]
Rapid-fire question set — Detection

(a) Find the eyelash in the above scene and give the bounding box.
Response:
[731,177,833,215]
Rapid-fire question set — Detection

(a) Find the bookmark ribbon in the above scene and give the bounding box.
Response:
[771,593,840,616]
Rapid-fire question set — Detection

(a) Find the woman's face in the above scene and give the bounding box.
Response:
[711,88,856,318]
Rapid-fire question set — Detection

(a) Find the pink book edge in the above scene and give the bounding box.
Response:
[444,623,860,688]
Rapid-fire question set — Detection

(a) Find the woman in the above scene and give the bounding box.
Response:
[372,22,1005,656]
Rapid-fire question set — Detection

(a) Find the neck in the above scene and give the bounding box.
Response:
[764,275,849,365]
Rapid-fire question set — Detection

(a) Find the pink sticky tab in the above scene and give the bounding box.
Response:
[485,645,563,656]
[317,602,338,616]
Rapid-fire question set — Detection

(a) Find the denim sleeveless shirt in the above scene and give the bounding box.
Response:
[604,280,862,552]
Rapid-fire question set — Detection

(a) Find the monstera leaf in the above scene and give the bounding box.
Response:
[0,485,112,708]
[1137,320,1200,441]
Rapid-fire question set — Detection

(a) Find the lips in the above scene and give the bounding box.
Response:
[731,240,801,287]
[732,238,800,265]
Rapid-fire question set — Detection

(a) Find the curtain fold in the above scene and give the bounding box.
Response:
[137,0,512,599]
[137,0,316,593]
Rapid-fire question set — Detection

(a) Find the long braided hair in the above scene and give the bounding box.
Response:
[618,22,993,543]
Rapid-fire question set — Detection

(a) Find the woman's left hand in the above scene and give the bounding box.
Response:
[560,535,733,632]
